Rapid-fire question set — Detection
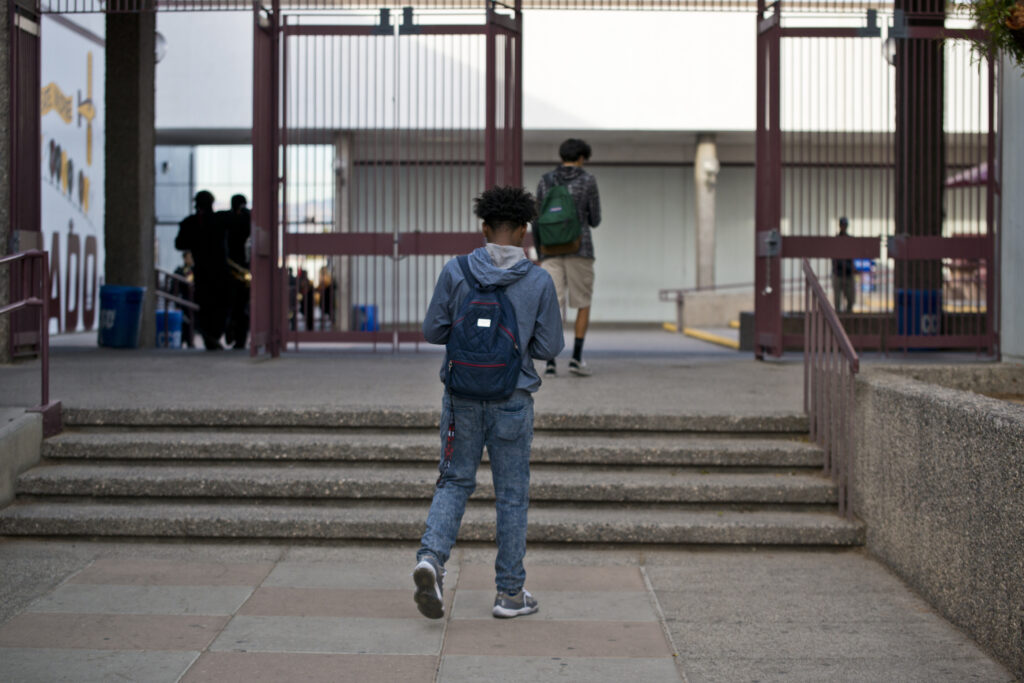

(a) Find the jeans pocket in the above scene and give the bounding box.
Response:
[493,404,529,441]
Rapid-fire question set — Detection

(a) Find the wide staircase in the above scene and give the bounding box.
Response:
[0,407,863,545]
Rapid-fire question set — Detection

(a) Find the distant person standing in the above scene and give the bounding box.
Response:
[221,194,251,349]
[832,216,855,314]
[534,138,601,377]
[175,190,229,350]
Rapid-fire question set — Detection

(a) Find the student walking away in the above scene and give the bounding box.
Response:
[534,138,601,377]
[174,190,230,350]
[414,186,563,620]
[220,194,251,349]
[832,216,856,314]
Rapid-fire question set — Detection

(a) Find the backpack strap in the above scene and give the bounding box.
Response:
[456,255,482,291]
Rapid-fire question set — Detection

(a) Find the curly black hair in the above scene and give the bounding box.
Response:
[473,186,537,232]
[559,138,592,162]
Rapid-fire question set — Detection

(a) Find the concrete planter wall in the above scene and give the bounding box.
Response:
[850,366,1024,678]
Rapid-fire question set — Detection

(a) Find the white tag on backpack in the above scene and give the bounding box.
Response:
[477,318,492,328]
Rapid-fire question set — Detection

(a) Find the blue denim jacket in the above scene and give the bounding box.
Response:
[423,246,564,393]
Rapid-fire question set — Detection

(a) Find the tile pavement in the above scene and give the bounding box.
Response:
[0,548,680,683]
[0,543,1014,682]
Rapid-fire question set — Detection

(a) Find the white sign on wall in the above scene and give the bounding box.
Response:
[40,16,106,335]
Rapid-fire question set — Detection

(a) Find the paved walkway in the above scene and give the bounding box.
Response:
[0,540,1014,683]
[0,330,1014,681]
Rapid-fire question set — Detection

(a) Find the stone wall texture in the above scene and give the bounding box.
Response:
[852,367,1024,678]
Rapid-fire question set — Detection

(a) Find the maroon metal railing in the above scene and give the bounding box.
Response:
[803,258,858,519]
[0,250,62,437]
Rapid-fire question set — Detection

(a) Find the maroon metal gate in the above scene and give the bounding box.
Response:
[7,0,43,356]
[251,2,522,355]
[754,1,999,357]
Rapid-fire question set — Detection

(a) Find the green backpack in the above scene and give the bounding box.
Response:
[536,182,582,255]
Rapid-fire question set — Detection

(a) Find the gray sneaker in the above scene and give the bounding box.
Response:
[413,556,445,619]
[492,589,539,618]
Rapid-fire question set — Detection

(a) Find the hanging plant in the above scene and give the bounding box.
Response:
[961,0,1024,69]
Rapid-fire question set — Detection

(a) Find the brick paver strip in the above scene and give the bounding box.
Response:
[210,615,444,655]
[69,559,275,586]
[439,654,681,682]
[238,587,426,619]
[180,652,439,683]
[443,620,673,658]
[0,613,229,651]
[456,563,647,591]
[453,589,658,622]
[29,584,255,616]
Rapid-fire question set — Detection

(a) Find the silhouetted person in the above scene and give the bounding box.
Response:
[221,194,251,349]
[832,216,856,314]
[175,190,229,350]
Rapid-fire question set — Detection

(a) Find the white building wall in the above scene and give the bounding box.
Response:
[1001,62,1024,362]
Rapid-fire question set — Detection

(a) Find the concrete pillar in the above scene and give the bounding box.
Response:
[0,6,11,363]
[894,0,945,293]
[105,10,156,347]
[694,134,719,290]
[1001,57,1024,362]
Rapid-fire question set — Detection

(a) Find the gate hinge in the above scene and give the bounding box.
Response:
[399,7,420,35]
[373,8,393,36]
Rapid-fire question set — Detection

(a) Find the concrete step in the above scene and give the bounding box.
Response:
[42,430,822,468]
[62,407,809,433]
[15,463,837,505]
[0,500,864,545]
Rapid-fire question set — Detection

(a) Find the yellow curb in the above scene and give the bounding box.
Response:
[683,327,740,350]
[662,322,679,333]
[728,320,740,329]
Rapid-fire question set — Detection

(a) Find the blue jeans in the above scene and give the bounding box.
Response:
[418,390,534,594]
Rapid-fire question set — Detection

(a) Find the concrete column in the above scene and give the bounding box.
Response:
[0,6,11,363]
[1001,57,1024,362]
[694,134,719,290]
[105,11,156,347]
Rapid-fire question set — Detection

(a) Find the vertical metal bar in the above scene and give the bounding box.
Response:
[38,253,49,406]
[484,7,497,189]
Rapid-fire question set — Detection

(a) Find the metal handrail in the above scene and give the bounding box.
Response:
[0,249,62,437]
[802,258,858,519]
[155,268,199,348]
[658,278,804,332]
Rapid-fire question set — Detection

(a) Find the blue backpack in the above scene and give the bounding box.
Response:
[445,255,523,401]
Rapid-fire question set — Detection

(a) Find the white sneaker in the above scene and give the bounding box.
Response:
[568,359,592,377]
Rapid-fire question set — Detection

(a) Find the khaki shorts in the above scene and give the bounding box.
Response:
[541,256,595,309]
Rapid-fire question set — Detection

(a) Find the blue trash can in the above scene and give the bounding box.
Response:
[155,310,183,348]
[98,285,146,348]
[352,304,379,332]
[896,289,941,336]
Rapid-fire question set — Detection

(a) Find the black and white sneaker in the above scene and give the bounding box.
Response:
[492,589,539,618]
[544,361,557,376]
[413,556,445,619]
[568,358,592,377]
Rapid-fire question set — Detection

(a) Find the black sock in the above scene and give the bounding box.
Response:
[573,337,584,362]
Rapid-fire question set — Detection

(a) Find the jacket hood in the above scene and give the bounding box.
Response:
[554,165,585,182]
[467,246,532,288]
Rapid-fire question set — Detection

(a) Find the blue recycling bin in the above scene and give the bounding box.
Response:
[896,289,941,336]
[352,304,379,332]
[155,310,183,348]
[98,285,145,348]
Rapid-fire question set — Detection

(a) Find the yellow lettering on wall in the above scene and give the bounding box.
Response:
[81,175,90,212]
[41,83,73,124]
